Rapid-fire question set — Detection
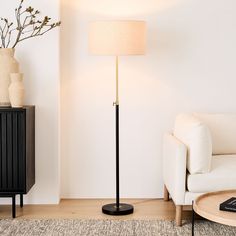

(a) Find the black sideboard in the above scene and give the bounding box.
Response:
[0,106,35,218]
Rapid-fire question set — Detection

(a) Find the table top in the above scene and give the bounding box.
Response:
[194,190,236,226]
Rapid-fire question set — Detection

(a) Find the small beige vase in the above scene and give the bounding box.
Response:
[0,48,20,107]
[9,73,25,108]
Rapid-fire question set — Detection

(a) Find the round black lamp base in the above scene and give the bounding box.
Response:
[102,203,134,216]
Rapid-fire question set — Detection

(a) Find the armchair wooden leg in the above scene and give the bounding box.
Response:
[176,205,183,226]
[164,185,169,201]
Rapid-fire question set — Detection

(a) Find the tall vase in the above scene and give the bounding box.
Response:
[9,73,25,108]
[0,48,20,107]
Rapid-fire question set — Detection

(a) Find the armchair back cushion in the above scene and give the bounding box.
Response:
[194,113,236,155]
[174,114,212,174]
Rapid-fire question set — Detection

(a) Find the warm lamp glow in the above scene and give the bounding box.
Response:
[73,0,184,17]
[89,21,146,56]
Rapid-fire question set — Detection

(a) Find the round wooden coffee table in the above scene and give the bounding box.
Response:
[192,190,236,236]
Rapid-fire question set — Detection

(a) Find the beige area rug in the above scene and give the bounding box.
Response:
[0,219,235,236]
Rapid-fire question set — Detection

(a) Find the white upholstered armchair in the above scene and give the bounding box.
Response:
[163,113,236,226]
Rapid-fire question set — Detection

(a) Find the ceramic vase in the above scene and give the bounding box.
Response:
[9,73,25,108]
[0,48,20,107]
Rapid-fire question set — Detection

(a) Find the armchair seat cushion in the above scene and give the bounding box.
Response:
[187,155,236,193]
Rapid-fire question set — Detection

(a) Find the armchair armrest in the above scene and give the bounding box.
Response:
[163,133,187,205]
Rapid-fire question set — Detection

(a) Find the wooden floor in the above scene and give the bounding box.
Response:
[0,199,192,220]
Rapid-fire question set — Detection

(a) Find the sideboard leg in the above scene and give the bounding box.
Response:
[20,194,23,208]
[12,195,16,218]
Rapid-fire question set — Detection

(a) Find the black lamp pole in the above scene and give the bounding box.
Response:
[102,56,134,215]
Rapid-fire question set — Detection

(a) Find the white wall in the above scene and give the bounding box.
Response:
[60,0,236,198]
[0,0,60,204]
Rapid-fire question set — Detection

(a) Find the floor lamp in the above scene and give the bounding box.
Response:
[89,21,146,215]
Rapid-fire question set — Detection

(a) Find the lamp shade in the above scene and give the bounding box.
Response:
[89,21,146,56]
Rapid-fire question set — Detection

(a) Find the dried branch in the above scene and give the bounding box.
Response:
[0,0,61,48]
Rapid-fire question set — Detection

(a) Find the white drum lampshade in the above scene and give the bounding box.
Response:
[89,21,146,56]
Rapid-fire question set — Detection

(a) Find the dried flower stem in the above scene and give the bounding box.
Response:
[0,0,61,48]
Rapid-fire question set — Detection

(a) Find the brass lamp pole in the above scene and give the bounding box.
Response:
[116,56,119,106]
